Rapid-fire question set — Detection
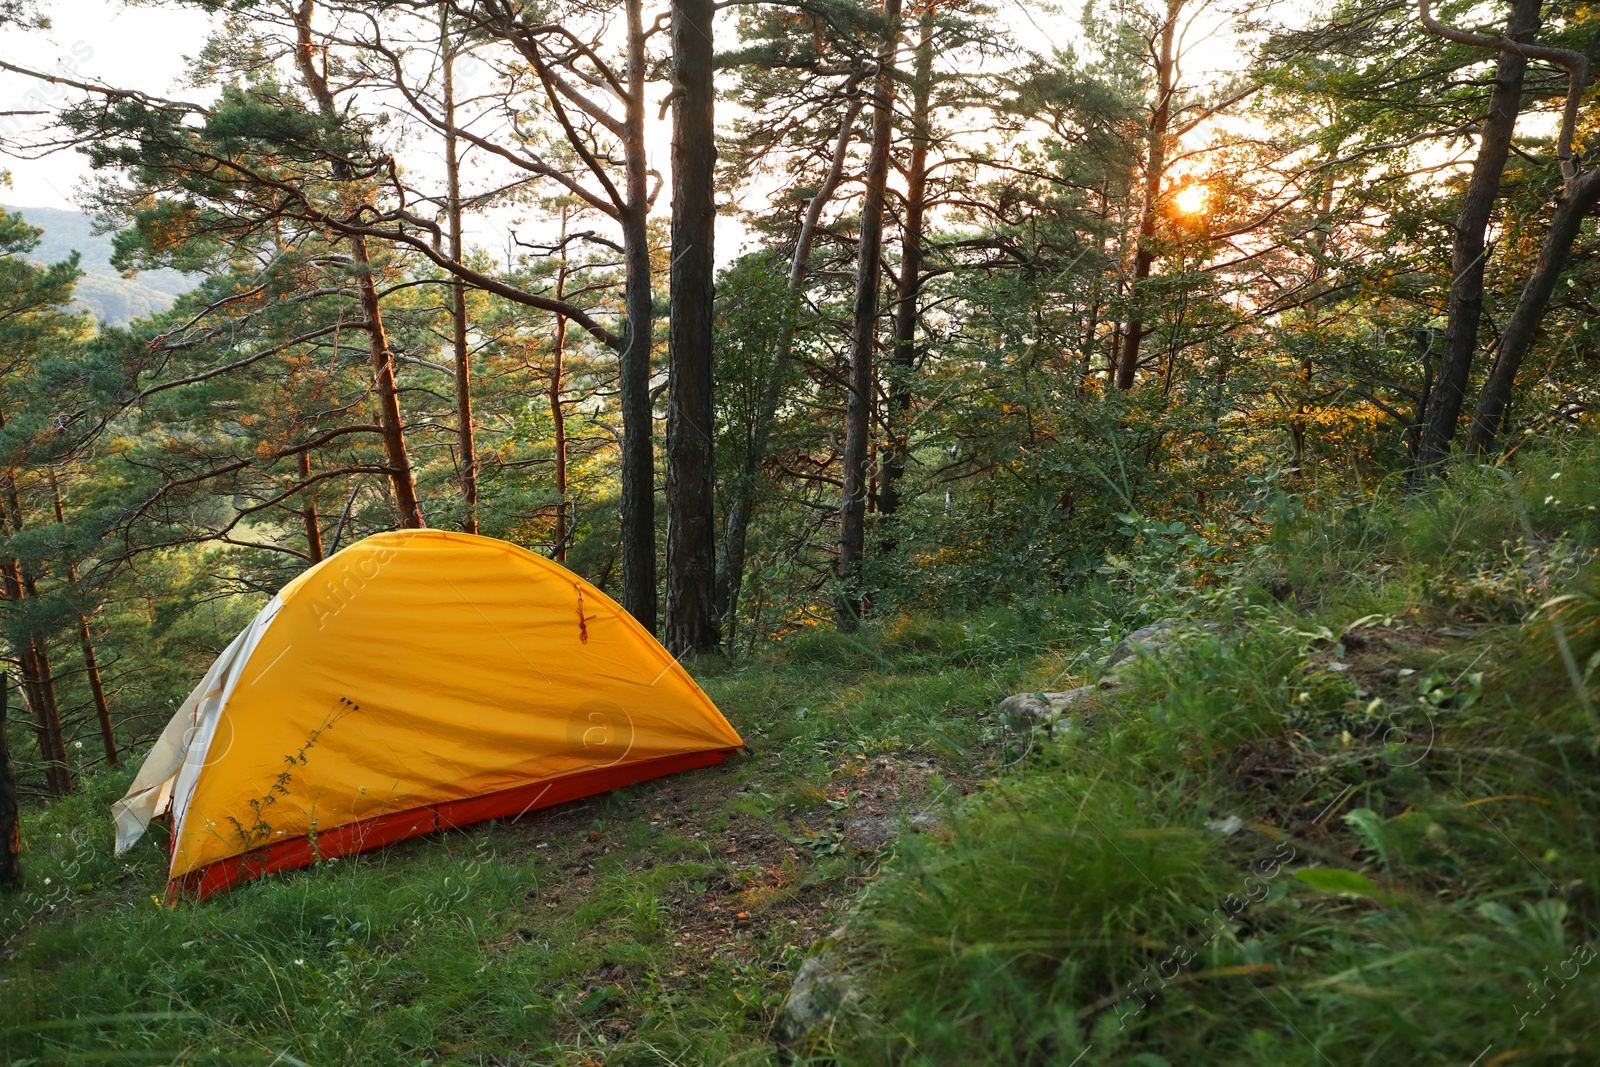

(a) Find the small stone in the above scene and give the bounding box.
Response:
[773,950,861,1057]
[1205,814,1245,836]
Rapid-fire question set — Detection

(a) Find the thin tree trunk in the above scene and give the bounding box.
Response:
[1290,180,1337,475]
[552,210,571,563]
[293,0,425,529]
[77,618,114,766]
[353,246,426,528]
[1,561,59,793]
[24,638,67,795]
[13,585,65,796]
[837,0,903,632]
[49,474,118,768]
[1407,328,1437,463]
[1115,0,1180,391]
[442,11,478,533]
[1468,167,1600,452]
[878,11,935,525]
[1,673,19,890]
[0,458,69,795]
[298,451,325,563]
[619,0,658,632]
[1411,0,1542,479]
[664,0,721,656]
[714,91,866,644]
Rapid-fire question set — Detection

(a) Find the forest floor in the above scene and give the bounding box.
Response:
[0,619,1023,1066]
[6,453,1600,1066]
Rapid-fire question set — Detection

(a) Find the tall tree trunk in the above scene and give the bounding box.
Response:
[619,0,658,631]
[1289,179,1337,475]
[664,0,721,656]
[1114,0,1180,391]
[1411,0,1543,479]
[49,474,117,768]
[878,11,935,526]
[77,617,114,767]
[1468,166,1600,452]
[20,630,67,795]
[353,246,427,528]
[837,0,903,632]
[442,11,478,533]
[1,674,19,890]
[298,451,325,563]
[293,0,425,529]
[1,560,60,794]
[714,91,866,647]
[0,455,69,795]
[551,214,572,563]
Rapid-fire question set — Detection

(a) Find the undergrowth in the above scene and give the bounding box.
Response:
[817,441,1600,1066]
[4,441,1600,1065]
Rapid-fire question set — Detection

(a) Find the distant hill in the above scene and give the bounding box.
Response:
[3,205,193,326]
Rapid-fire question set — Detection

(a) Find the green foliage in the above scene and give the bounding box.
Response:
[811,444,1600,1065]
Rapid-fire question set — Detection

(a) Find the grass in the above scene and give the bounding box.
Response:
[6,441,1600,1065]
[1,608,1054,1066]
[814,443,1600,1066]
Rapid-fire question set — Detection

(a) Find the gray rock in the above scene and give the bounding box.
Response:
[1103,619,1223,672]
[773,950,861,1058]
[992,619,1223,760]
[994,685,1096,762]
[1204,814,1245,836]
[996,685,1095,726]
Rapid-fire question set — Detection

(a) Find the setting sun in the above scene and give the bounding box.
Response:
[1174,184,1209,214]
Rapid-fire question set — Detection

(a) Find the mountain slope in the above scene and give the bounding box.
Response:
[3,204,192,325]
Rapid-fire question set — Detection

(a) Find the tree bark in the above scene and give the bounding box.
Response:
[878,11,935,525]
[293,0,425,529]
[1468,166,1600,451]
[353,245,427,529]
[664,0,721,657]
[837,0,902,632]
[0,462,69,795]
[619,0,658,631]
[1,673,19,890]
[49,474,118,768]
[1289,179,1337,475]
[1114,0,1180,391]
[298,451,325,563]
[551,215,572,563]
[1411,0,1543,479]
[714,89,866,647]
[0,560,61,794]
[442,11,479,534]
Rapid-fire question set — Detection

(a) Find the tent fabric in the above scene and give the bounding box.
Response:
[112,600,283,854]
[113,530,744,898]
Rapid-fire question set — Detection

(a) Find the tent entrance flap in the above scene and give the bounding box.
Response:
[112,530,745,897]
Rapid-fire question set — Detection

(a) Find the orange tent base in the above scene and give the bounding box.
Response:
[169,748,738,901]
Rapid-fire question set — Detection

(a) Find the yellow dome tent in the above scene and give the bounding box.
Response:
[112,530,744,899]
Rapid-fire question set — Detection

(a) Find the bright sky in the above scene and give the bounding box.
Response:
[0,0,216,205]
[0,0,1263,251]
